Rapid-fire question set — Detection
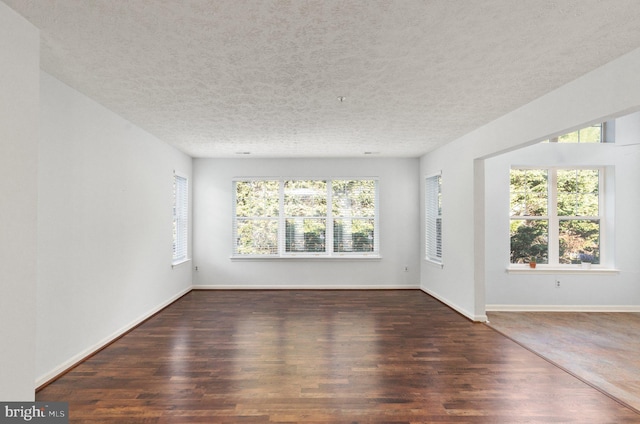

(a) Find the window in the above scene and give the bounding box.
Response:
[425,173,442,264]
[172,173,188,264]
[332,180,377,254]
[234,180,279,255]
[285,180,327,253]
[556,124,602,143]
[233,178,379,257]
[510,167,602,266]
[541,122,610,144]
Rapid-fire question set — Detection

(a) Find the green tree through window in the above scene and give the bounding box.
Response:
[233,178,378,257]
[510,168,601,265]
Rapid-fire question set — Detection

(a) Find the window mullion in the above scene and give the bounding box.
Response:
[326,180,334,256]
[598,169,605,265]
[548,169,559,266]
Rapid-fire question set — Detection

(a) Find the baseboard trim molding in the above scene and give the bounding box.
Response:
[35,286,192,390]
[192,284,420,290]
[486,304,640,312]
[420,287,487,322]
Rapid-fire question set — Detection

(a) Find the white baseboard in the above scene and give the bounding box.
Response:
[36,287,192,389]
[192,284,420,290]
[486,304,640,312]
[420,287,487,322]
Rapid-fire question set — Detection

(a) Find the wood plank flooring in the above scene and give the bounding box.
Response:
[37,290,640,423]
[486,311,640,413]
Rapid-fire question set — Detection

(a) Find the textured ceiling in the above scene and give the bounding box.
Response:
[5,0,640,158]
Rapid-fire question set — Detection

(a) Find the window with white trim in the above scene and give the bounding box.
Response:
[541,122,611,143]
[233,178,379,257]
[555,124,603,143]
[510,167,603,266]
[172,173,188,264]
[425,173,442,264]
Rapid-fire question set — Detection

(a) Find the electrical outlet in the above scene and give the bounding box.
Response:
[195,266,199,271]
[556,280,560,288]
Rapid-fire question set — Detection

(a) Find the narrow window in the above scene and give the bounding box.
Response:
[172,173,188,264]
[332,180,377,253]
[509,169,549,264]
[425,174,442,264]
[557,169,600,264]
[233,180,280,255]
[284,180,327,253]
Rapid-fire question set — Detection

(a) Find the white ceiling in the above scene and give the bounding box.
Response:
[6,0,640,158]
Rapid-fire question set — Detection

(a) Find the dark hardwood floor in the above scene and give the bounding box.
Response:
[37,290,640,423]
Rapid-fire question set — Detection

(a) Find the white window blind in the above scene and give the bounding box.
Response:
[284,180,328,253]
[233,178,379,258]
[332,180,378,254]
[425,173,442,263]
[172,174,188,263]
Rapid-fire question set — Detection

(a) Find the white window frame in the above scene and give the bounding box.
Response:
[282,178,329,256]
[232,177,380,259]
[550,123,603,143]
[509,166,607,269]
[172,172,189,266]
[425,172,442,265]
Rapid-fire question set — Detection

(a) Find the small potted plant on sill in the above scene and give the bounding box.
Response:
[569,251,581,264]
[579,253,594,269]
[529,257,537,269]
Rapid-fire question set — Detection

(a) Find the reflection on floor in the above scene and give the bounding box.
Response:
[486,311,640,413]
[36,291,640,422]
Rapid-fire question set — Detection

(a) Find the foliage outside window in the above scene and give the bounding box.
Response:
[510,168,601,266]
[425,174,442,264]
[235,180,279,255]
[541,123,603,143]
[234,178,378,257]
[332,180,377,253]
[285,180,327,253]
[556,124,602,143]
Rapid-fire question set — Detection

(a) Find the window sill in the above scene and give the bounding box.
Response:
[424,258,444,268]
[507,266,619,275]
[171,258,191,268]
[231,255,381,261]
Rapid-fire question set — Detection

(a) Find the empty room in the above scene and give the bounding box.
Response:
[2,1,639,422]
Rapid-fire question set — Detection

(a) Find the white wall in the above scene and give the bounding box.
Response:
[485,140,640,309]
[420,47,640,321]
[36,72,193,386]
[420,146,481,320]
[193,158,420,289]
[615,110,640,146]
[0,2,39,401]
